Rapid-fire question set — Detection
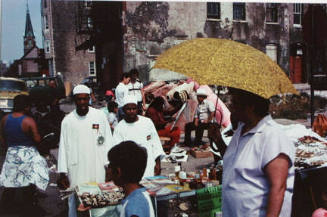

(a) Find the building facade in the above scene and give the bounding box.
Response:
[122,2,309,83]
[43,2,327,90]
[41,0,96,87]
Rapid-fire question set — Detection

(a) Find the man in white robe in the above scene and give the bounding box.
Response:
[113,95,165,179]
[57,84,113,217]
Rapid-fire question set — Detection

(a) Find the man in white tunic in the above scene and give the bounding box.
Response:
[210,88,295,217]
[113,95,165,178]
[57,85,113,217]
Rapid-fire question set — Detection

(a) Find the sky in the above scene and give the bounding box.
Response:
[1,0,42,64]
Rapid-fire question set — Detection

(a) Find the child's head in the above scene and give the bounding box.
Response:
[107,141,147,186]
[107,101,118,113]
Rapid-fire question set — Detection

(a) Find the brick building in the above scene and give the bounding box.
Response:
[41,0,96,87]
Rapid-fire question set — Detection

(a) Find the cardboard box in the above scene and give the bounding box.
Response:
[190,149,213,158]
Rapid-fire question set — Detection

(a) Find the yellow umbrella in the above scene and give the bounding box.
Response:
[154,38,298,99]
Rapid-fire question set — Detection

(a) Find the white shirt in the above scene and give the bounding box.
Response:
[115,82,129,108]
[108,112,118,129]
[222,115,295,217]
[127,80,143,102]
[58,107,113,188]
[195,99,215,122]
[113,115,165,179]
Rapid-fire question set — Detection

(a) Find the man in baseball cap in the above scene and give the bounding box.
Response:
[184,88,215,147]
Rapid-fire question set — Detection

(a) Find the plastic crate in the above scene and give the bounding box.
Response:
[197,185,222,216]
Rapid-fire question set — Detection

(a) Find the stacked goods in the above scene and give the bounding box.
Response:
[77,182,124,209]
[295,136,327,169]
[80,191,124,208]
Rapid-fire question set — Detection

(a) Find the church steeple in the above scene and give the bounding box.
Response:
[24,1,36,54]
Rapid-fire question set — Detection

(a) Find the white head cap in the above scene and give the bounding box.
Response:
[196,88,208,96]
[73,84,91,95]
[123,95,138,106]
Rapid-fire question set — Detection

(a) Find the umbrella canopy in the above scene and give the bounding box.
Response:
[154,38,298,99]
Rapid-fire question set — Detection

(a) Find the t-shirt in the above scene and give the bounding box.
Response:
[194,99,215,122]
[127,80,143,102]
[120,188,154,217]
[113,115,165,178]
[222,115,295,217]
[115,82,129,108]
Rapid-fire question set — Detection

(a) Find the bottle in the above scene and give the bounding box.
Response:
[202,168,207,178]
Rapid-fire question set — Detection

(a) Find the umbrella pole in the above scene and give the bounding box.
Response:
[214,86,223,127]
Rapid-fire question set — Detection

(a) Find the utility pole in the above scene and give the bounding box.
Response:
[310,5,315,127]
[0,0,2,75]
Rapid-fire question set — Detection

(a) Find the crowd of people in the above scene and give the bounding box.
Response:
[0,67,322,217]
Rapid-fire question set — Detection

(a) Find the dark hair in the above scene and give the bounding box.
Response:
[107,101,118,113]
[149,96,165,111]
[108,141,147,184]
[229,88,270,117]
[13,95,31,112]
[129,68,139,76]
[121,72,130,81]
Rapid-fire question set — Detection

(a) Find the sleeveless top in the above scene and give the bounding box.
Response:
[4,114,34,147]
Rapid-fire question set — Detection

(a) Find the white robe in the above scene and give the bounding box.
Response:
[58,107,113,188]
[113,115,165,178]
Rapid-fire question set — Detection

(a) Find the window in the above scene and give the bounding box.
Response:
[266,3,278,23]
[294,3,303,27]
[44,16,49,30]
[43,0,47,8]
[45,40,50,53]
[88,46,95,53]
[89,61,96,75]
[266,44,277,62]
[84,0,92,8]
[87,17,93,28]
[233,3,246,21]
[207,2,220,19]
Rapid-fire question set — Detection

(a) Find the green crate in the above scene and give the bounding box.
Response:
[197,185,222,216]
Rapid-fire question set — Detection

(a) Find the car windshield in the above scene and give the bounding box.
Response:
[0,80,27,91]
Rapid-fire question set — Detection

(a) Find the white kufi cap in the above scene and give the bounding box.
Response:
[196,88,208,96]
[123,95,138,106]
[73,84,91,95]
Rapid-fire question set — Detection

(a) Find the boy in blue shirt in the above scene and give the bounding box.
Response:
[107,141,155,217]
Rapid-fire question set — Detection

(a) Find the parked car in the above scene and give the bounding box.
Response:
[0,77,28,113]
[21,75,66,106]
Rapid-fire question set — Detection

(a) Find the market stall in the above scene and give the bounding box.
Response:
[278,123,327,217]
[74,172,222,217]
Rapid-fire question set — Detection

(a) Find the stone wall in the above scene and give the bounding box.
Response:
[123,2,306,81]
